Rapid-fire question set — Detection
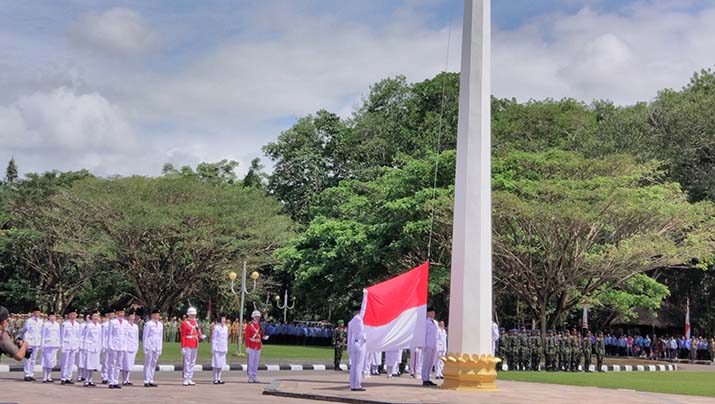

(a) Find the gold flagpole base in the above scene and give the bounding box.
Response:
[439,353,501,391]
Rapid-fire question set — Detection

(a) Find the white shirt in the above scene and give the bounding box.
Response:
[424,318,438,349]
[124,322,139,353]
[211,323,229,353]
[41,321,61,348]
[23,316,44,346]
[82,322,103,353]
[107,317,129,351]
[347,315,366,350]
[101,321,110,351]
[142,320,163,353]
[60,320,82,351]
[436,327,447,351]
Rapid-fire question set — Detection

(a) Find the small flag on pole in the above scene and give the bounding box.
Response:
[582,299,589,329]
[685,297,691,339]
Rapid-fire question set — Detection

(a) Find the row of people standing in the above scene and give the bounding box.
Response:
[496,328,606,372]
[18,306,265,388]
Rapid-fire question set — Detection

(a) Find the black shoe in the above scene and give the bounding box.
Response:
[30,376,37,381]
[150,383,158,387]
[423,381,437,386]
[47,379,54,383]
[218,380,224,385]
[65,380,74,385]
[88,382,96,387]
[115,384,122,389]
[60,380,66,385]
[108,384,115,389]
[79,377,85,382]
[144,383,150,387]
[213,380,219,385]
[351,388,366,391]
[24,376,33,382]
[101,379,108,384]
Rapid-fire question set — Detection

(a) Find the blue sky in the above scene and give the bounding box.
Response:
[1,0,715,177]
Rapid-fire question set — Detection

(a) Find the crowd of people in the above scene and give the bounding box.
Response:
[0,306,268,388]
[494,327,715,372]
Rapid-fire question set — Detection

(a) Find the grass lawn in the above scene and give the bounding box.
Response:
[499,371,715,397]
[136,342,339,363]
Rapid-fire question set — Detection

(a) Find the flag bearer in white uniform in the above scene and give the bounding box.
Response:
[435,320,447,379]
[348,307,367,391]
[23,308,43,382]
[100,312,115,384]
[60,308,81,385]
[107,308,128,389]
[77,314,90,382]
[211,314,229,384]
[81,313,102,387]
[41,313,60,383]
[421,307,438,387]
[142,309,163,387]
[122,312,139,385]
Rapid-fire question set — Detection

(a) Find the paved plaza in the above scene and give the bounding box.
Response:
[2,370,714,404]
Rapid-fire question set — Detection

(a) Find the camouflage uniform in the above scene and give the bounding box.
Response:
[571,332,582,372]
[518,329,529,371]
[559,331,572,371]
[582,332,593,372]
[496,329,506,371]
[544,330,557,371]
[595,332,606,372]
[530,331,543,371]
[332,324,347,370]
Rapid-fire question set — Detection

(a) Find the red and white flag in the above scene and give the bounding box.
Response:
[685,297,691,339]
[361,262,429,353]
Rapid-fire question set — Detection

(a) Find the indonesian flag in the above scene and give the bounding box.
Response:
[361,262,429,352]
[685,297,691,339]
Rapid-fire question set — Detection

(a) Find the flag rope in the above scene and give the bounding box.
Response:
[427,6,456,261]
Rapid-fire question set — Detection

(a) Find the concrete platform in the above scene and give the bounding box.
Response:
[1,369,711,404]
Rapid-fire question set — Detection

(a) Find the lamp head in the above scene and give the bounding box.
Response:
[250,271,260,281]
[228,272,237,281]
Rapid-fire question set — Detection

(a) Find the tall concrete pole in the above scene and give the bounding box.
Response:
[443,0,494,390]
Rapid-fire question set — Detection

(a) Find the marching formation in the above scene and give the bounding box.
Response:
[15,306,267,387]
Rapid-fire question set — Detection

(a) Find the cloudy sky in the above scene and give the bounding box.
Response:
[1,0,714,177]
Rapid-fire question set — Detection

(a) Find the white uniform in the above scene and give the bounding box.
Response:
[385,350,402,377]
[422,318,438,382]
[410,347,422,377]
[435,326,447,378]
[142,320,163,385]
[369,351,381,375]
[77,321,87,380]
[81,321,102,384]
[100,321,110,382]
[211,323,228,382]
[40,321,61,381]
[106,317,129,386]
[23,316,43,378]
[60,320,82,382]
[347,314,367,390]
[121,321,139,384]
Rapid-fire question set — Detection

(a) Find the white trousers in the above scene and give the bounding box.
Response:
[60,349,77,381]
[101,349,110,381]
[24,346,41,377]
[182,347,198,381]
[349,344,366,389]
[109,350,126,385]
[246,347,261,381]
[42,347,58,381]
[421,347,435,382]
[143,350,160,384]
[435,349,446,377]
[410,348,422,375]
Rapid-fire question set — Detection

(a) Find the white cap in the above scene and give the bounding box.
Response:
[251,310,261,318]
[187,307,197,315]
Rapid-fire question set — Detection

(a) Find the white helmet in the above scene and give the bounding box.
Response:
[187,307,197,315]
[251,310,261,318]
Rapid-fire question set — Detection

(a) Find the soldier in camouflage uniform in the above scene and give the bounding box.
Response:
[530,330,543,371]
[518,328,529,371]
[571,329,582,372]
[560,330,571,371]
[496,328,506,371]
[595,331,606,372]
[582,330,593,372]
[332,320,347,370]
[544,330,557,371]
[504,329,515,370]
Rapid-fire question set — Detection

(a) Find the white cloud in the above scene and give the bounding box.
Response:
[0,87,138,174]
[69,8,159,54]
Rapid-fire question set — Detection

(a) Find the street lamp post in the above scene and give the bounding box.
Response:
[228,261,260,355]
[274,290,295,323]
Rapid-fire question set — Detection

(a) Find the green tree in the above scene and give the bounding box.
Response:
[4,158,18,184]
[243,158,267,189]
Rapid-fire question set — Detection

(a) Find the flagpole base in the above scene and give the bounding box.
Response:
[439,353,500,391]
